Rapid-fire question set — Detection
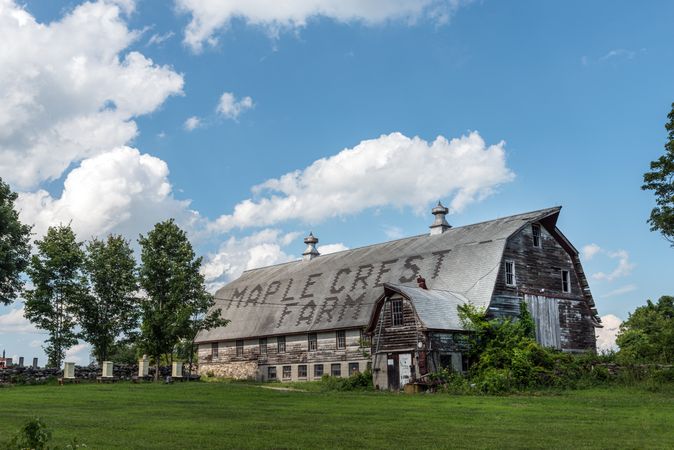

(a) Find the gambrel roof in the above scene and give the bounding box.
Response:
[196,207,568,343]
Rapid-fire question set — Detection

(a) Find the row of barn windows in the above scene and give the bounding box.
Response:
[267,362,363,380]
[211,330,370,358]
[504,260,571,293]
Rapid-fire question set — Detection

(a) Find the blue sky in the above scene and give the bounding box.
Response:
[1,0,673,364]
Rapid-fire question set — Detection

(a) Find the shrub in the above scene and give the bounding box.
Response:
[320,369,373,391]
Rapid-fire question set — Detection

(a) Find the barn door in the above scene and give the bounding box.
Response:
[524,294,561,349]
[399,353,412,388]
[387,354,399,390]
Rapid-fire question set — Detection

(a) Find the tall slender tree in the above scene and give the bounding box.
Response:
[0,177,32,305]
[643,102,674,246]
[138,219,226,380]
[74,235,139,366]
[24,225,86,368]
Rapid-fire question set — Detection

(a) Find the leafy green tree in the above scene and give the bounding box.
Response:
[24,225,86,368]
[137,219,226,380]
[0,177,32,305]
[74,235,139,366]
[616,296,674,364]
[642,103,674,246]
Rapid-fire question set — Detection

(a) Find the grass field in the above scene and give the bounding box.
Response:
[1,382,673,449]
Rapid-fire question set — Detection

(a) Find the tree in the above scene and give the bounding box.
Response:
[137,219,226,380]
[0,177,32,305]
[74,235,139,366]
[642,102,674,246]
[24,225,86,368]
[616,296,674,364]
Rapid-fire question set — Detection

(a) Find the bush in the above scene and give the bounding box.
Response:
[320,369,373,391]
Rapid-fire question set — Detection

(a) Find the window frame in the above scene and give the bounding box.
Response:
[282,365,292,379]
[391,298,404,326]
[235,340,244,357]
[561,270,571,293]
[331,363,342,377]
[348,362,360,376]
[314,364,324,378]
[505,260,516,287]
[259,338,267,355]
[211,342,218,359]
[277,336,286,353]
[532,223,542,248]
[298,364,307,378]
[267,366,276,380]
[336,330,346,349]
[308,333,317,352]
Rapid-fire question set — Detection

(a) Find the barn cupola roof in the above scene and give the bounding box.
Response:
[302,232,320,261]
[429,201,451,235]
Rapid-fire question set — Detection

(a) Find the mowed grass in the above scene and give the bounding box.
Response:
[1,382,673,449]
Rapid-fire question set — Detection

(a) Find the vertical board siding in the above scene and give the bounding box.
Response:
[524,294,561,349]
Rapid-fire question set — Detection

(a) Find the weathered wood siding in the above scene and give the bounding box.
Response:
[371,295,426,354]
[491,223,597,351]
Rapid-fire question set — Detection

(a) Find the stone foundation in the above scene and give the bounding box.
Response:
[199,361,258,380]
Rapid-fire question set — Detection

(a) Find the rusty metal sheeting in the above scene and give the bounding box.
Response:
[196,207,561,343]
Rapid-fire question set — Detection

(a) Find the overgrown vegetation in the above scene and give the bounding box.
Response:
[3,417,85,450]
[616,295,674,364]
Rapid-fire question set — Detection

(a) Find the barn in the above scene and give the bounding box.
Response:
[195,204,600,389]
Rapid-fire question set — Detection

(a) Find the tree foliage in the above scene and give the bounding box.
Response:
[137,219,226,379]
[616,296,674,364]
[73,235,139,366]
[24,225,86,368]
[642,102,674,246]
[0,177,32,305]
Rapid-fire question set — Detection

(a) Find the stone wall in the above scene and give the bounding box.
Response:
[0,364,192,385]
[199,361,258,380]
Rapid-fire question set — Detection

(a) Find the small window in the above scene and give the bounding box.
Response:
[532,223,541,248]
[336,330,346,349]
[366,361,372,372]
[236,340,244,357]
[505,260,516,286]
[359,329,371,347]
[391,299,404,326]
[348,362,360,376]
[298,365,307,378]
[461,355,470,373]
[562,270,571,293]
[277,336,286,353]
[440,354,452,369]
[282,365,292,379]
[331,363,341,377]
[259,338,267,355]
[308,333,317,351]
[211,342,218,359]
[267,366,276,380]
[314,364,324,378]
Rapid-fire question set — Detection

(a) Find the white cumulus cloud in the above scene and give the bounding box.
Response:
[184,115,202,131]
[582,243,601,261]
[65,342,91,366]
[201,229,300,292]
[0,0,183,188]
[209,131,514,232]
[595,314,622,353]
[176,0,473,52]
[317,243,349,255]
[0,305,38,334]
[217,92,254,120]
[592,250,635,282]
[16,147,196,240]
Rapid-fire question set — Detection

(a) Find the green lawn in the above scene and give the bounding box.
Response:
[1,382,672,449]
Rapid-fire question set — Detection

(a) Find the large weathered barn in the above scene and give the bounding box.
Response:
[196,205,600,390]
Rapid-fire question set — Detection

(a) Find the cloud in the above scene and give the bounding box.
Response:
[598,48,636,63]
[317,243,349,255]
[176,0,474,52]
[595,314,622,353]
[383,225,404,240]
[0,0,183,189]
[0,306,38,334]
[209,131,514,232]
[29,340,41,348]
[217,92,254,120]
[592,250,635,282]
[601,284,637,299]
[184,116,202,131]
[65,342,91,366]
[16,147,197,240]
[201,229,300,292]
[582,243,601,261]
[147,31,175,46]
